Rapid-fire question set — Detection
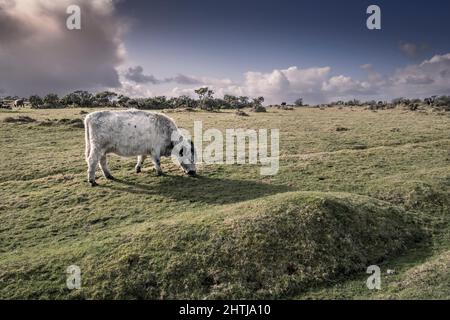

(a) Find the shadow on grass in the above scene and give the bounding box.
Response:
[102,174,293,205]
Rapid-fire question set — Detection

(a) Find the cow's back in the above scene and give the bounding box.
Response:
[85,110,176,157]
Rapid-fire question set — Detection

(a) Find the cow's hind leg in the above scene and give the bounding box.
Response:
[151,154,163,176]
[135,155,147,173]
[100,154,115,180]
[87,149,101,186]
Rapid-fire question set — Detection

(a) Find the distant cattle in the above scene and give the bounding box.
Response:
[84,110,196,186]
[14,99,25,108]
[0,102,12,110]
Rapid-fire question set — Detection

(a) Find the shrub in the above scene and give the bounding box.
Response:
[252,105,267,113]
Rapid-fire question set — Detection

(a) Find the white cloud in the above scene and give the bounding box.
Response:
[117,54,450,104]
[388,53,450,98]
[168,66,370,104]
[241,66,331,103]
[322,76,370,94]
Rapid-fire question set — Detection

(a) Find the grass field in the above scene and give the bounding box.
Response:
[0,106,449,299]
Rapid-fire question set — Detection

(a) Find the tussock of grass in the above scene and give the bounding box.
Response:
[3,116,36,123]
[39,118,84,128]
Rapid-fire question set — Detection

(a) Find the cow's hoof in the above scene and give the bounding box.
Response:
[89,180,98,187]
[105,174,115,181]
[155,171,164,176]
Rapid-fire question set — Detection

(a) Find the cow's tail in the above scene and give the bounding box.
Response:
[84,116,91,161]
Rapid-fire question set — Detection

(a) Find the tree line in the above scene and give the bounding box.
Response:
[326,96,450,111]
[2,88,268,111]
[1,87,449,111]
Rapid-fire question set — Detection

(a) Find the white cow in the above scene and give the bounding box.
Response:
[84,110,196,186]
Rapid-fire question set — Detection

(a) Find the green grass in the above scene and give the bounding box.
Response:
[0,107,449,299]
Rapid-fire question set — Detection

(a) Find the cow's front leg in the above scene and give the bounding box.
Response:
[151,154,163,176]
[135,155,146,173]
[100,154,115,180]
[87,149,101,186]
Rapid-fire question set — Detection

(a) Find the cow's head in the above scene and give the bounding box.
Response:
[171,131,197,176]
[179,139,197,176]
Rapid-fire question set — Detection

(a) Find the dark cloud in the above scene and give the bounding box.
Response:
[124,66,161,84]
[124,65,203,85]
[440,69,450,78]
[403,75,434,85]
[0,0,126,96]
[165,74,203,85]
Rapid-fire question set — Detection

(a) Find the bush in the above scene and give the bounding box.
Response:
[252,106,267,113]
[29,95,44,108]
[235,110,249,116]
[294,98,303,107]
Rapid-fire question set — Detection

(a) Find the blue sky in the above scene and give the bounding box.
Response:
[1,0,450,103]
[119,0,450,78]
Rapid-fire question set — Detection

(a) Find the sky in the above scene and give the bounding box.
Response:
[1,0,450,104]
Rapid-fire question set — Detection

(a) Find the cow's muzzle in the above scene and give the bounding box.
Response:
[187,170,196,177]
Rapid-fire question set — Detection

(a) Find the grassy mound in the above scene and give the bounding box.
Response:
[0,191,425,299]
[367,175,450,213]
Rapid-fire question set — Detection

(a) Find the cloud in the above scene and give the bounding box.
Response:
[388,53,450,97]
[145,54,450,104]
[399,41,429,59]
[232,55,450,103]
[124,66,161,84]
[158,66,333,104]
[0,0,127,96]
[118,55,450,104]
[322,75,372,95]
[124,65,211,86]
[227,66,378,104]
[238,66,331,103]
[164,74,203,85]
[360,64,384,84]
[163,66,374,104]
